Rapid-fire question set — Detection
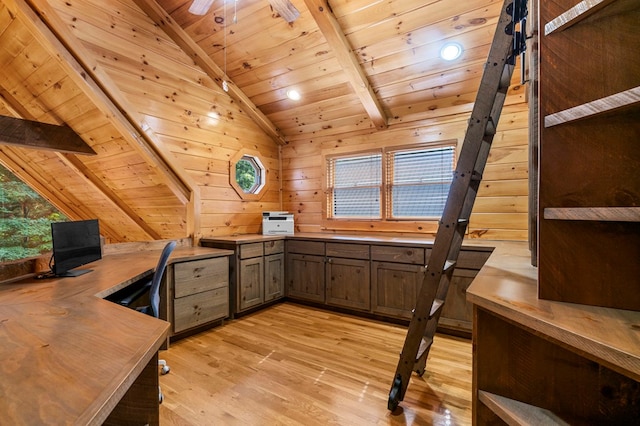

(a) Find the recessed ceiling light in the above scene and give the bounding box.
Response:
[286,89,301,101]
[440,42,463,61]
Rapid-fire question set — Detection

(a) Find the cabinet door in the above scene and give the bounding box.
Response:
[238,257,264,311]
[439,268,477,332]
[286,253,325,302]
[371,261,425,319]
[264,253,284,302]
[325,257,370,311]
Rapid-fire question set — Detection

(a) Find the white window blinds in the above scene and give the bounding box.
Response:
[387,146,454,218]
[328,153,382,218]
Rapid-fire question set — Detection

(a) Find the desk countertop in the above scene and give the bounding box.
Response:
[466,241,640,381]
[0,246,231,424]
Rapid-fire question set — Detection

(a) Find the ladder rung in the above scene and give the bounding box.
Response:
[415,337,434,362]
[429,299,444,318]
[499,65,513,90]
[444,261,456,272]
[485,118,497,135]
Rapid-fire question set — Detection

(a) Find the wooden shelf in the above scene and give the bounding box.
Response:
[478,391,570,426]
[544,86,640,128]
[544,0,619,35]
[543,207,640,222]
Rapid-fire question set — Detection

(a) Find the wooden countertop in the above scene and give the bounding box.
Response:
[466,241,640,381]
[201,232,494,251]
[0,246,231,425]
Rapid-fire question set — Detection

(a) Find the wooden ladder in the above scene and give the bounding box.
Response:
[387,0,528,411]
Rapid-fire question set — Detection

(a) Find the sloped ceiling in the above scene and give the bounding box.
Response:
[153,0,514,141]
[0,0,523,242]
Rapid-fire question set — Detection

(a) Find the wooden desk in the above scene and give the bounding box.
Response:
[0,246,230,425]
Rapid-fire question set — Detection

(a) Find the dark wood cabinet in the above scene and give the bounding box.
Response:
[287,237,489,334]
[238,255,263,311]
[264,252,284,302]
[286,239,326,302]
[169,256,229,334]
[440,249,492,333]
[370,245,426,319]
[326,256,370,311]
[286,252,325,302]
[371,261,424,319]
[325,243,370,311]
[200,237,285,315]
[202,234,490,335]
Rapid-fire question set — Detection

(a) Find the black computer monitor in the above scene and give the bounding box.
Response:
[51,219,102,277]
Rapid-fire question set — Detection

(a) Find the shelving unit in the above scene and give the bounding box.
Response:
[469,0,640,424]
[537,0,640,310]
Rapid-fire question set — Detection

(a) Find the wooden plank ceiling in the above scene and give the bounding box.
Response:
[0,0,514,242]
[155,0,505,141]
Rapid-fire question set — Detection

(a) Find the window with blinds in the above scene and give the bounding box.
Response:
[326,143,455,221]
[387,146,455,218]
[327,153,382,218]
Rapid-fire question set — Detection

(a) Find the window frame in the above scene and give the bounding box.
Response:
[324,141,457,222]
[229,150,267,201]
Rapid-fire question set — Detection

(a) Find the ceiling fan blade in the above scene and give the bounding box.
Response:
[189,0,215,15]
[269,0,300,22]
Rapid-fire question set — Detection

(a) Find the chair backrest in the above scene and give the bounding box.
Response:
[149,241,177,318]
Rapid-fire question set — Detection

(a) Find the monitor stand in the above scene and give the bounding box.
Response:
[57,269,93,277]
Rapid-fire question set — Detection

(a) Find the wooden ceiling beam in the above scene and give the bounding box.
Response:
[303,0,388,130]
[133,0,289,146]
[0,115,96,155]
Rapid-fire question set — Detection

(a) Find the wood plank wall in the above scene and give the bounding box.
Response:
[0,0,186,243]
[0,0,530,248]
[47,0,282,238]
[44,0,531,241]
[281,100,530,241]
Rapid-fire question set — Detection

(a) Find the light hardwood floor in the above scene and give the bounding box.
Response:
[158,303,472,425]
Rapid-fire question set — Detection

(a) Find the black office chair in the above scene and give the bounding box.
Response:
[118,240,176,403]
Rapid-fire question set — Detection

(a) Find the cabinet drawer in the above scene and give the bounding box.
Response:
[371,245,425,264]
[240,242,264,259]
[173,287,229,333]
[287,240,325,255]
[326,242,370,260]
[174,257,229,298]
[264,239,284,255]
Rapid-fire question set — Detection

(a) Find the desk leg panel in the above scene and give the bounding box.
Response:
[104,353,159,426]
